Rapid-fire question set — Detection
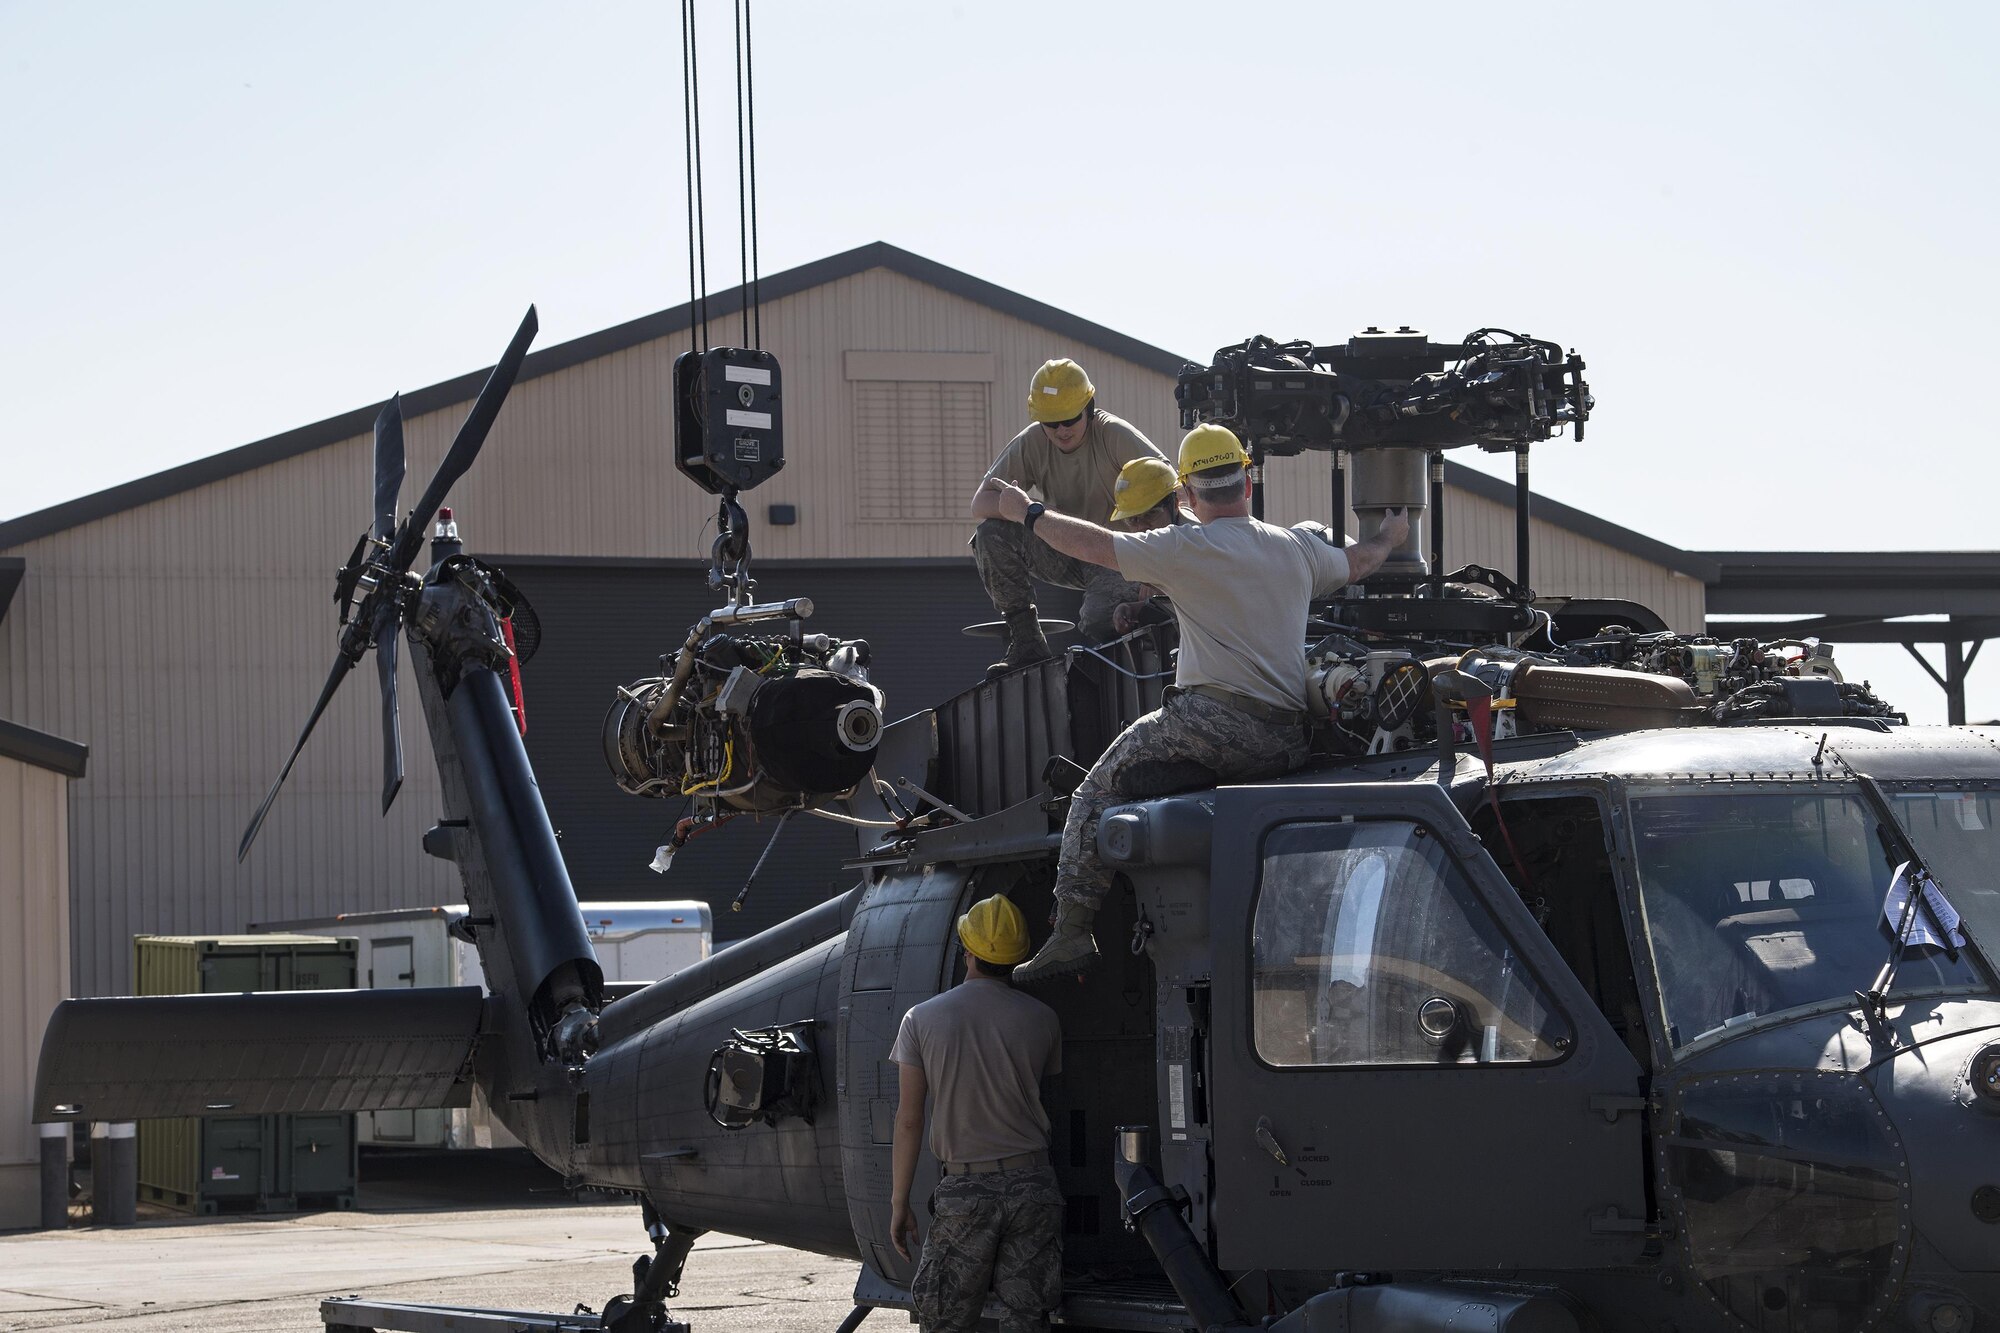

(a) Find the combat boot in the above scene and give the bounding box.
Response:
[1013,901,1099,984]
[987,608,1054,677]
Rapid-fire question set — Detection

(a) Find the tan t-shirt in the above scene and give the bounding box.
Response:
[982,410,1164,526]
[889,977,1062,1165]
[1110,517,1351,711]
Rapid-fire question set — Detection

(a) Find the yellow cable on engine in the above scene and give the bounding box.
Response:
[682,737,735,795]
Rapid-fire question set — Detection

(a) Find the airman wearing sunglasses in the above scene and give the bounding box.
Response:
[968,359,1167,674]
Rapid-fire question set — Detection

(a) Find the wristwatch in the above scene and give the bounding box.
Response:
[1023,501,1047,532]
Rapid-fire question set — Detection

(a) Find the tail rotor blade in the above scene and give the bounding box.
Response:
[374,601,405,814]
[372,395,405,542]
[247,308,532,860]
[389,306,538,570]
[238,654,359,861]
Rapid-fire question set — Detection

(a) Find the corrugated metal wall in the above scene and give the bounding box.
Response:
[0,754,70,1226]
[1444,486,1705,630]
[0,263,1701,996]
[1252,455,1705,633]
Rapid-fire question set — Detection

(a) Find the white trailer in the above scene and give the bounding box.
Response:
[250,901,711,1148]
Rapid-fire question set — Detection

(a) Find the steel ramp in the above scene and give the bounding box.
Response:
[322,1296,689,1333]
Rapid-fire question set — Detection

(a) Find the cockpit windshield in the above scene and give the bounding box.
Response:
[1628,788,1991,1050]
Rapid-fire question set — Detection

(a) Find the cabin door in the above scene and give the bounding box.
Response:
[1206,783,1649,1272]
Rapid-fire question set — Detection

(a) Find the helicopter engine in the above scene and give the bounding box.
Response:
[604,627,883,814]
[1305,647,1435,755]
[1560,627,1905,723]
[1300,625,1910,762]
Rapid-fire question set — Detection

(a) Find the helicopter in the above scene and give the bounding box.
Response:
[34,313,2000,1333]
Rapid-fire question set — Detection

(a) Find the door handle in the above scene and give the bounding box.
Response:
[1254,1116,1291,1168]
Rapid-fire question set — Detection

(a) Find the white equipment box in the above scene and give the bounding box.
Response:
[251,901,711,1148]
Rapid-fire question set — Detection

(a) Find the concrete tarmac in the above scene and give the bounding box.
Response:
[0,1153,870,1333]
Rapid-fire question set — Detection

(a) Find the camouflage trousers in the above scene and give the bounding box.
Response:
[1055,690,1310,912]
[972,518,1141,643]
[913,1163,1065,1333]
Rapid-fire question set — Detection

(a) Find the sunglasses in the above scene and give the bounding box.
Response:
[1043,410,1087,430]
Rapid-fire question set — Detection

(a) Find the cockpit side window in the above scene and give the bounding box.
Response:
[1470,794,1652,1070]
[1252,819,1571,1067]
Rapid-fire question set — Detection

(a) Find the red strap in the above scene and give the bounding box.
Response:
[1466,694,1496,764]
[1465,694,1534,894]
[501,618,527,738]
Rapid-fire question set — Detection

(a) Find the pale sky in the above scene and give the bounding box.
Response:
[2,1,1993,720]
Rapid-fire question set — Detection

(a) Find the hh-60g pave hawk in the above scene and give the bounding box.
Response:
[34,312,2000,1333]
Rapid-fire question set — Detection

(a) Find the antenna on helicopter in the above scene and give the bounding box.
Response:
[237,306,540,860]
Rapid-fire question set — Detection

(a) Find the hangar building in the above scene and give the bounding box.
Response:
[0,720,83,1226]
[0,243,1713,998]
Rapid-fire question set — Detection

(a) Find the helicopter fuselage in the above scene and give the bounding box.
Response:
[560,682,2000,1332]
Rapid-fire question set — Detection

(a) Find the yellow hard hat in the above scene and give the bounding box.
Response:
[1027,359,1096,423]
[1108,457,1181,522]
[1176,423,1252,484]
[957,894,1031,966]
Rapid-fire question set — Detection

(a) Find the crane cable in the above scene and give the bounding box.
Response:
[744,0,761,348]
[681,0,764,354]
[681,0,709,353]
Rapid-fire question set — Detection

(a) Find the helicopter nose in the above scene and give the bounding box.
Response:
[1872,1029,2000,1327]
[1662,1069,1910,1325]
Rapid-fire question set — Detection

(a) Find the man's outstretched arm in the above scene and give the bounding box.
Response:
[974,476,1118,570]
[1340,507,1411,584]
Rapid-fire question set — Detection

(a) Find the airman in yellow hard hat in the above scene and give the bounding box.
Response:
[1107,456,1182,525]
[968,359,1169,674]
[1025,358,1095,426]
[1105,457,1186,634]
[981,423,1411,984]
[1175,422,1255,484]
[889,893,1064,1328]
[956,893,1031,965]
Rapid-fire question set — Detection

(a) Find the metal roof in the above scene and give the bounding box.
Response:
[1701,549,2000,644]
[1704,550,2000,616]
[0,241,1710,580]
[0,717,89,778]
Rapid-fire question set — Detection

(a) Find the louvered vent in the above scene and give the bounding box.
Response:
[852,380,991,521]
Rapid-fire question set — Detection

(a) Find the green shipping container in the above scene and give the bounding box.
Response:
[133,933,359,996]
[133,935,359,1213]
[286,1114,358,1200]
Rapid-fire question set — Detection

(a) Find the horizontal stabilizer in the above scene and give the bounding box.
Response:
[35,987,484,1123]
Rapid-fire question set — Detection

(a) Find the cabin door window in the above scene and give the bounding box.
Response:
[1252,819,1570,1067]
